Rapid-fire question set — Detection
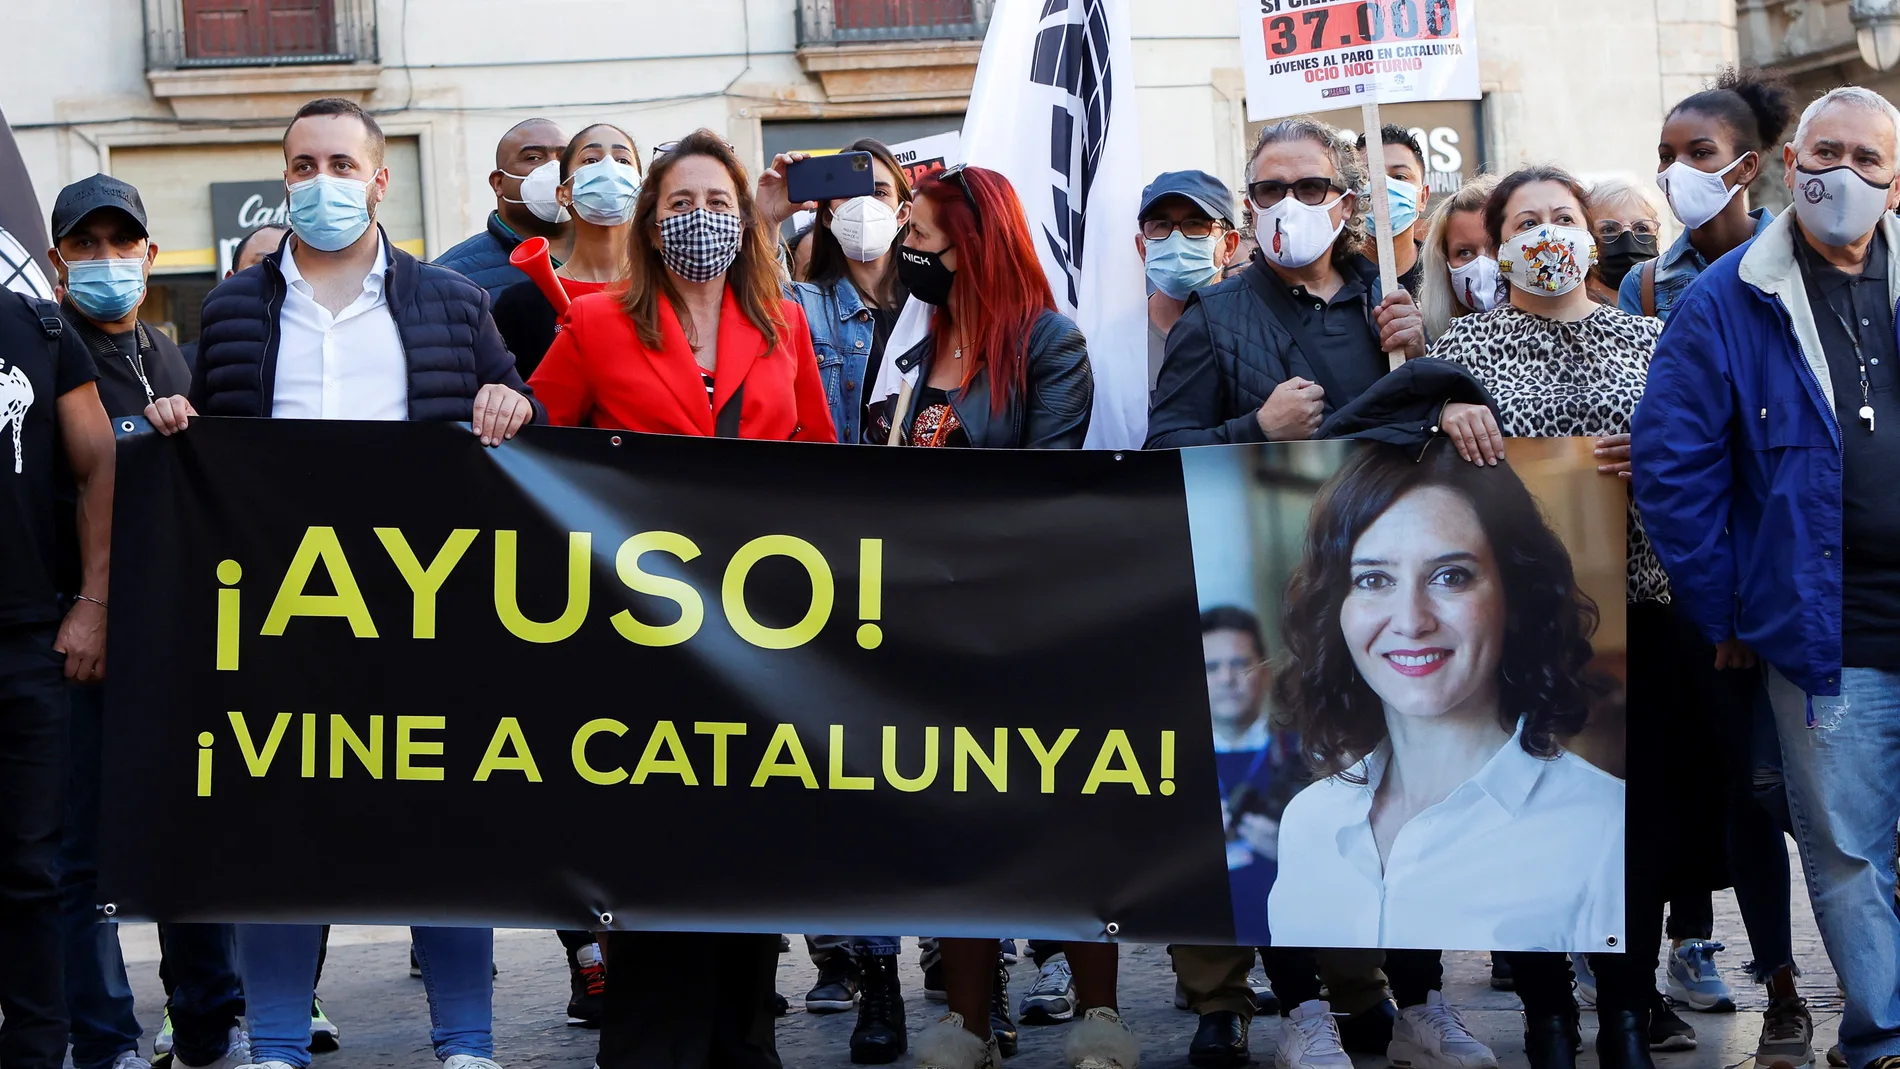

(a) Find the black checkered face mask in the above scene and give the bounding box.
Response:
[659,208,745,283]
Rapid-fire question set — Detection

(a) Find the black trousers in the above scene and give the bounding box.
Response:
[1261,947,1443,1009]
[1509,602,1680,1017]
[597,931,781,1069]
[0,626,70,1069]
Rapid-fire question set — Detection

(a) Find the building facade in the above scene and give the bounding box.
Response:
[4,0,1734,343]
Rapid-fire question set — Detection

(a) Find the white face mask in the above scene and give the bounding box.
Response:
[1792,164,1895,248]
[1448,254,1503,312]
[1497,223,1596,298]
[1657,154,1750,230]
[829,196,900,262]
[1257,192,1347,270]
[502,159,569,224]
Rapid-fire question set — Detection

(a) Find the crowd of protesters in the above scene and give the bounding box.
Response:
[3,60,1899,1069]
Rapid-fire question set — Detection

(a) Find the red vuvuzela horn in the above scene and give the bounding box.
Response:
[509,235,569,316]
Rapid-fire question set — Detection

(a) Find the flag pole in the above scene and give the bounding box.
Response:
[1361,99,1405,371]
[885,380,914,447]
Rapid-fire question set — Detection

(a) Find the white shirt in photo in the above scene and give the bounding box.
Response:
[272,235,408,420]
[1266,723,1624,952]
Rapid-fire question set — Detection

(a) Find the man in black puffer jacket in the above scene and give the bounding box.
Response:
[1147,117,1427,450]
[146,97,540,447]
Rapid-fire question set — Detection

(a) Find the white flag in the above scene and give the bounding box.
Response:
[868,0,1149,450]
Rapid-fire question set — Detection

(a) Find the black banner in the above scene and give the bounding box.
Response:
[102,422,1626,951]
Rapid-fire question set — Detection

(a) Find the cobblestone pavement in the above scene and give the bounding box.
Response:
[101,844,1840,1069]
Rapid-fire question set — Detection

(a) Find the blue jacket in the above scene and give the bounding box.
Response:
[433,211,529,295]
[1617,207,1774,322]
[1630,209,1899,696]
[192,228,542,424]
[785,277,877,444]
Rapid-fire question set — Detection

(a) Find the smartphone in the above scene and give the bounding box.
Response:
[787,151,876,205]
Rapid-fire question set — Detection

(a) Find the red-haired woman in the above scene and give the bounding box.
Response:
[881,166,1128,1069]
[529,130,834,443]
[527,129,832,1069]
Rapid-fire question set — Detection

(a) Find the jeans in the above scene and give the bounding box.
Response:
[807,934,901,959]
[57,682,140,1069]
[0,626,70,1069]
[156,924,244,1068]
[240,924,495,1067]
[1768,665,1900,1067]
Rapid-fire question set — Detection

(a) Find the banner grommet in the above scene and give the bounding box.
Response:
[598,911,614,926]
[1103,922,1120,936]
[101,903,117,917]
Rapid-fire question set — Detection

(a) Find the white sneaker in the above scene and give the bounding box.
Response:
[111,1052,153,1069]
[442,1058,505,1069]
[178,1028,253,1069]
[1277,1000,1353,1069]
[1389,992,1499,1069]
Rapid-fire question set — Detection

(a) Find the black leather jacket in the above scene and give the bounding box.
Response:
[874,309,1092,448]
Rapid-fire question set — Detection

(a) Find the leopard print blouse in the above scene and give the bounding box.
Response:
[1429,303,1671,604]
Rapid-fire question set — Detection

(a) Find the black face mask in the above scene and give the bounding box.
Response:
[1597,231,1660,289]
[896,244,956,307]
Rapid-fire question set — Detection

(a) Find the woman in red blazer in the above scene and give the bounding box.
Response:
[529,129,835,444]
[528,130,829,1069]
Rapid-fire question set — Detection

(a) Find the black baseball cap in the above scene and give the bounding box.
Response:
[1139,170,1237,227]
[51,174,149,241]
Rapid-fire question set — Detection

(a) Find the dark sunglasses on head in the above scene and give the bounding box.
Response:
[937,163,983,225]
[653,138,737,161]
[1246,176,1343,210]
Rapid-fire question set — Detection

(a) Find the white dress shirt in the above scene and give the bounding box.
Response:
[272,235,408,420]
[1267,723,1624,952]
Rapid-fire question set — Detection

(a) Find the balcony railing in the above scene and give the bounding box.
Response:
[145,0,378,70]
[798,0,994,45]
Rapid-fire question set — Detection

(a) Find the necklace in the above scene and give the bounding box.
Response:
[953,345,963,360]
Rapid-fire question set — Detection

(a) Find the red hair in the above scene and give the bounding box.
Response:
[913,167,1055,413]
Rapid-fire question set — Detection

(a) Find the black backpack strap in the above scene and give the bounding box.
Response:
[29,297,62,364]
[714,382,746,438]
[1239,256,1351,407]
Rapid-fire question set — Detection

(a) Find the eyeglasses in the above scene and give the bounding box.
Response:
[653,138,737,161]
[1246,176,1343,210]
[937,163,982,225]
[1141,217,1225,240]
[1593,219,1661,240]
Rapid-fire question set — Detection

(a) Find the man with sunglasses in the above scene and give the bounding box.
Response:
[1136,171,1242,393]
[1146,118,1426,449]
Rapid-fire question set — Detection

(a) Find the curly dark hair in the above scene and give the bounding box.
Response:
[1273,444,1608,783]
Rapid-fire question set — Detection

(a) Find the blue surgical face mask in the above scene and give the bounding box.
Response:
[287,174,374,252]
[1385,177,1422,235]
[1143,231,1221,299]
[61,254,147,321]
[566,160,641,227]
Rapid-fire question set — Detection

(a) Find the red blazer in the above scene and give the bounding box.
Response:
[529,288,837,442]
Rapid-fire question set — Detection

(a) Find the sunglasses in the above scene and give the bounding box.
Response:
[653,138,737,162]
[1140,217,1226,240]
[937,163,982,225]
[1246,176,1344,210]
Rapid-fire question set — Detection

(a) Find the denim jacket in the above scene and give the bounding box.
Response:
[785,277,875,443]
[1619,207,1775,322]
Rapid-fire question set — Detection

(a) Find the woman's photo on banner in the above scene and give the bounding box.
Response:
[1183,438,1628,952]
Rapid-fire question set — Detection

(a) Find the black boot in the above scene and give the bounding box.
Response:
[1524,1010,1581,1069]
[1339,999,1397,1055]
[1599,1008,1659,1069]
[1188,1010,1251,1069]
[850,953,907,1065]
[992,956,1019,1058]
